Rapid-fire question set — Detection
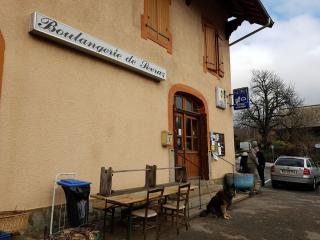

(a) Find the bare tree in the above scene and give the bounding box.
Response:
[236,70,303,148]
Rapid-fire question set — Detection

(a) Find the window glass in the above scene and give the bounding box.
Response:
[193,102,200,113]
[175,116,183,137]
[307,161,312,167]
[186,137,192,150]
[192,119,198,136]
[176,137,182,150]
[175,116,181,129]
[186,118,191,136]
[185,98,192,112]
[175,96,183,109]
[275,158,304,167]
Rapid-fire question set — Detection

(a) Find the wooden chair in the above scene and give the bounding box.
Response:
[162,183,190,235]
[131,187,164,240]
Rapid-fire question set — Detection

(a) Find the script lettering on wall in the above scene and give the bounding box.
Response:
[29,12,166,81]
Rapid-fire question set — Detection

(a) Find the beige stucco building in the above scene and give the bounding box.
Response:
[0,0,272,215]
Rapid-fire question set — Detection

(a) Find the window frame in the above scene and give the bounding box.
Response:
[275,158,304,167]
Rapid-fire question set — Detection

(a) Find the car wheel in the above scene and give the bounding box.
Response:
[272,180,279,188]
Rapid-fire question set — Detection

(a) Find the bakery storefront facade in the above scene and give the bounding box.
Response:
[0,0,272,214]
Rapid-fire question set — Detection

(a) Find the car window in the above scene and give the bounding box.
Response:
[307,160,312,167]
[309,160,316,167]
[275,158,304,167]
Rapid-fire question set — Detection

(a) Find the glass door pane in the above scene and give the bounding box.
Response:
[192,119,198,137]
[175,114,183,150]
[186,118,191,137]
[192,118,199,152]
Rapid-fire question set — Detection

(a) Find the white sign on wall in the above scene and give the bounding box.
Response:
[215,87,226,109]
[29,12,166,81]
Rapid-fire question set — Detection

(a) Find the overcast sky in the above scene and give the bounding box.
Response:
[230,0,320,106]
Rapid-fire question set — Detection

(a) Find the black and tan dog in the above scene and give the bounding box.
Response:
[200,183,235,219]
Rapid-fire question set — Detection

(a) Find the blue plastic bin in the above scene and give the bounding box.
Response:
[57,179,91,187]
[57,179,91,227]
[0,232,11,240]
[225,173,254,191]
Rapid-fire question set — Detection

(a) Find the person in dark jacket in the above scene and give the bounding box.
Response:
[240,151,249,173]
[256,147,266,186]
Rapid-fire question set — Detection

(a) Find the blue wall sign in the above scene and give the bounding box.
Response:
[233,87,250,110]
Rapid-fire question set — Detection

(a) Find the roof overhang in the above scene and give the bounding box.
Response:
[226,0,274,27]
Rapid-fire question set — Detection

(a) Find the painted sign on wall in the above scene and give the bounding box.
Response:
[29,12,166,81]
[233,87,250,110]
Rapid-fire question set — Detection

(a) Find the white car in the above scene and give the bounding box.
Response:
[271,156,320,190]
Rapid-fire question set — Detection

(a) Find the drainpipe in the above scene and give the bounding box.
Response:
[229,17,273,46]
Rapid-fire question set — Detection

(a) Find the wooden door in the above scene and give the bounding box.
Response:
[184,115,200,177]
[173,94,204,179]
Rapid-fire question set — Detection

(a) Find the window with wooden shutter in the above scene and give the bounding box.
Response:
[202,19,225,78]
[141,0,172,53]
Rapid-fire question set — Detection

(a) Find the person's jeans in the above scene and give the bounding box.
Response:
[257,165,265,186]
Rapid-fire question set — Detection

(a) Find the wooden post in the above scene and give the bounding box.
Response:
[100,167,113,196]
[145,165,157,188]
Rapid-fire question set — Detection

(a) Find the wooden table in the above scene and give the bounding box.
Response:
[91,184,197,240]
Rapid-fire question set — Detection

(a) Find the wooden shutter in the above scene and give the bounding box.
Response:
[142,0,172,53]
[0,31,4,99]
[145,0,158,42]
[217,35,224,77]
[157,0,171,51]
[204,24,217,72]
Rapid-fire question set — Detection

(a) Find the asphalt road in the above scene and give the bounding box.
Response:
[106,166,320,240]
[165,179,320,240]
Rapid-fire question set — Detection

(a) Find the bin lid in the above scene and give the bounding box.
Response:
[57,179,91,187]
